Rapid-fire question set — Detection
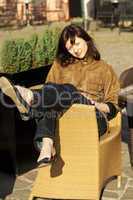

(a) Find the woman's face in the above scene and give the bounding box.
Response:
[65,36,88,59]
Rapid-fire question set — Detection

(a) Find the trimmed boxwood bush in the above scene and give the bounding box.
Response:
[33,26,60,67]
[1,39,33,73]
[0,25,62,73]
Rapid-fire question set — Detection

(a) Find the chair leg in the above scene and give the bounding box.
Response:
[128,128,133,167]
[117,175,121,188]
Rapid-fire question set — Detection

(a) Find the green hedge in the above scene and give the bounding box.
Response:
[1,39,33,73]
[1,26,62,73]
[33,26,60,68]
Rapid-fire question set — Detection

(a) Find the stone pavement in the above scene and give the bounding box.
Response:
[0,28,133,200]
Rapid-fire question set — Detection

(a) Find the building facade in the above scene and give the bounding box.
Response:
[0,0,70,25]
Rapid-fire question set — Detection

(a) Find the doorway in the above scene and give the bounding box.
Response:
[69,0,82,18]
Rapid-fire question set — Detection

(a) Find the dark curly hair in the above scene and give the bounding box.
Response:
[56,24,100,66]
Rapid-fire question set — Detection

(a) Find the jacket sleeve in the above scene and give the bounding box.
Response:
[45,60,61,83]
[103,64,120,109]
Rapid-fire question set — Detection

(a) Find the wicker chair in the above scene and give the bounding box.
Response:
[29,104,121,200]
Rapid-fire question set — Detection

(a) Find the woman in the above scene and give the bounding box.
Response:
[0,24,120,165]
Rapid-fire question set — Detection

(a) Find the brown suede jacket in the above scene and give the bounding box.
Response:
[46,57,120,108]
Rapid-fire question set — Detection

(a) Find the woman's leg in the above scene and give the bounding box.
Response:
[33,83,84,163]
[33,82,107,164]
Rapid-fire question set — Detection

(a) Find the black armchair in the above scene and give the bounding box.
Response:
[0,65,51,175]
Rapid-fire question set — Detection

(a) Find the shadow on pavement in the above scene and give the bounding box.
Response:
[0,151,38,198]
[16,149,38,175]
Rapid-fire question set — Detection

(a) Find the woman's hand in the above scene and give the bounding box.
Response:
[80,92,110,113]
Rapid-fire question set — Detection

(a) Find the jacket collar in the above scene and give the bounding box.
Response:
[74,56,94,65]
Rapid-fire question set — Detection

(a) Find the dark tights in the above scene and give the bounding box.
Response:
[30,83,107,145]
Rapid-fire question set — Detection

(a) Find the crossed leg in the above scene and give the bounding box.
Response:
[0,76,55,165]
